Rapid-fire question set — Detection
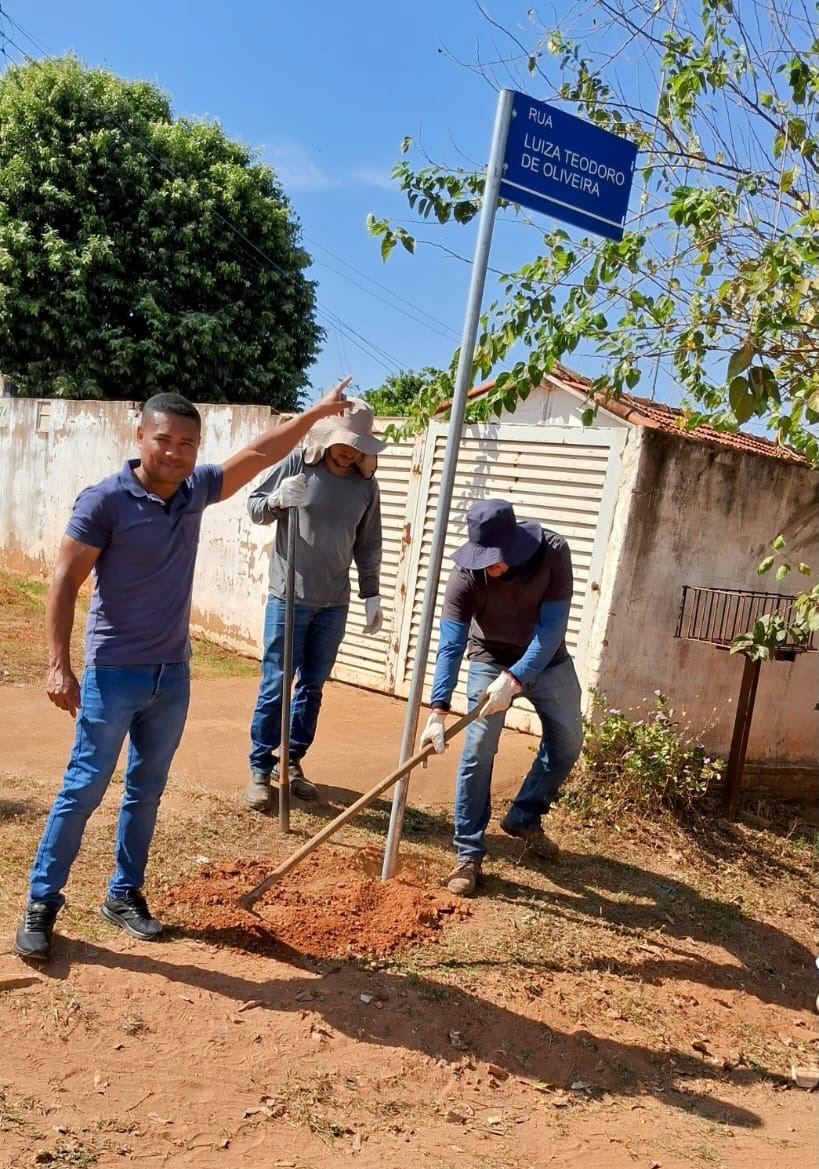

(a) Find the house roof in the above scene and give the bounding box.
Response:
[449,363,810,466]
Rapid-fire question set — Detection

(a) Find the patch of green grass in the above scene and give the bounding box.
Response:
[687,1143,719,1163]
[609,986,664,1029]
[372,1097,406,1117]
[190,634,258,681]
[50,1140,100,1166]
[121,1014,148,1037]
[401,804,452,837]
[0,1087,35,1129]
[416,980,450,1002]
[793,834,818,852]
[0,570,88,685]
[275,1074,346,1138]
[5,576,48,609]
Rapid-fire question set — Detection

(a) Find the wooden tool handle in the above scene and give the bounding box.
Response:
[237,700,487,912]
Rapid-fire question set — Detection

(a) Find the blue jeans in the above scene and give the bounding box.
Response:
[249,596,348,775]
[453,657,583,864]
[29,663,191,910]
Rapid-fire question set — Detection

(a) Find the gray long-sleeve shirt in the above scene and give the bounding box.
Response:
[248,449,381,607]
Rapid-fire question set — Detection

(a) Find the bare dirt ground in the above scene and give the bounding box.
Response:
[1,577,817,1169]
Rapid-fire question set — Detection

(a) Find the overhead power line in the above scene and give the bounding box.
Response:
[304,236,461,345]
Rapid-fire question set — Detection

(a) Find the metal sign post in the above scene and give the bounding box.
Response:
[380,89,638,879]
[380,88,515,881]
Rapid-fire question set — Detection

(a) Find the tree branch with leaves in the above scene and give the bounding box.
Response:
[368,0,819,460]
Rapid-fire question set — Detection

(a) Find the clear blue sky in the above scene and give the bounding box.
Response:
[4,1,568,402]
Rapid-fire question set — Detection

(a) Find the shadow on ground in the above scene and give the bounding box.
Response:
[481,842,815,1011]
[29,936,769,1131]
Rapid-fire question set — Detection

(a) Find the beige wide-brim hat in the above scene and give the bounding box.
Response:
[303,397,386,479]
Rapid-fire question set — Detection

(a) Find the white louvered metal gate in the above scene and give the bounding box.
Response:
[333,420,623,730]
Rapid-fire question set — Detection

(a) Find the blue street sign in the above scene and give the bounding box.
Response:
[500,91,638,241]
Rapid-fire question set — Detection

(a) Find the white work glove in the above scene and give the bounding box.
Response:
[362,596,383,635]
[481,671,521,717]
[269,473,307,509]
[419,712,446,755]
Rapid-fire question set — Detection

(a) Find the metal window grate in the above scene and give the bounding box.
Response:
[675,585,817,653]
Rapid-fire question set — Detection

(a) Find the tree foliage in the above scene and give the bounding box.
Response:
[368,0,819,462]
[0,55,322,408]
[731,537,818,664]
[363,366,446,416]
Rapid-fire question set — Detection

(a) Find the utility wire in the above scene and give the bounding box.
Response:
[304,235,461,343]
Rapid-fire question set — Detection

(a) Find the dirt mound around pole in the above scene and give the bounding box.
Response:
[158,849,471,959]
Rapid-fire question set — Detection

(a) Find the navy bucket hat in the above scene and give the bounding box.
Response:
[452,499,542,570]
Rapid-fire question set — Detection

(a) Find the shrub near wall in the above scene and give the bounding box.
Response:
[565,691,726,818]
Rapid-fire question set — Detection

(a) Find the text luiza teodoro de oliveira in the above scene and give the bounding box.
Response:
[517,104,629,196]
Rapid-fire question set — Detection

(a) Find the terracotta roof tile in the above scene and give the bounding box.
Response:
[447,363,809,466]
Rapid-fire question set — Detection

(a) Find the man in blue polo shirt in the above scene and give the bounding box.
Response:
[419,498,584,897]
[14,379,351,962]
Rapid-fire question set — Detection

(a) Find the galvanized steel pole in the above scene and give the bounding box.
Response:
[278,509,298,832]
[381,88,515,880]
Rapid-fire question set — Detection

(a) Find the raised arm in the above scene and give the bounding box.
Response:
[47,535,101,717]
[219,377,352,501]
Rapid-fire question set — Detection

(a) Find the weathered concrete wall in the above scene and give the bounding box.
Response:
[0,397,137,577]
[2,396,817,798]
[591,427,819,776]
[0,397,279,654]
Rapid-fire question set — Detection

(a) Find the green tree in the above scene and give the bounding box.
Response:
[0,55,321,408]
[363,366,445,416]
[368,1,819,462]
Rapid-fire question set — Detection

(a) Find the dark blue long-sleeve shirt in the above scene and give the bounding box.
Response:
[429,529,573,710]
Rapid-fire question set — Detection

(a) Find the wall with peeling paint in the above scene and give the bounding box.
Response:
[1,392,817,796]
[0,396,281,653]
[587,426,819,784]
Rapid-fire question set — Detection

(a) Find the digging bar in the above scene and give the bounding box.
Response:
[237,697,489,914]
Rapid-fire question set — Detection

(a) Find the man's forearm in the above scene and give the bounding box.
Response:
[220,378,351,501]
[46,581,78,672]
[509,600,571,683]
[429,619,469,710]
[242,405,327,465]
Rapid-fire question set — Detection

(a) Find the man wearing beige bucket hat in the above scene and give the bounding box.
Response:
[245,397,385,812]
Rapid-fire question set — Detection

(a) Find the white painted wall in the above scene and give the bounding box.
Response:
[590,427,819,767]
[1,394,816,782]
[0,397,138,576]
[0,397,281,648]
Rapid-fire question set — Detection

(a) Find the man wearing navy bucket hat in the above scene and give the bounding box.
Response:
[420,499,583,896]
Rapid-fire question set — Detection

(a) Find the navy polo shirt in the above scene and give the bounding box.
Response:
[66,459,223,666]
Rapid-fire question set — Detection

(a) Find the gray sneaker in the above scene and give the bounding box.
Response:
[273,758,318,803]
[446,860,481,897]
[14,902,58,961]
[245,770,272,812]
[500,814,560,861]
[100,889,163,940]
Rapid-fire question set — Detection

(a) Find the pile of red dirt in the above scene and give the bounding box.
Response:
[158,849,471,959]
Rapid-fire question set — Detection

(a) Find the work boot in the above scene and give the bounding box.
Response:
[273,758,318,803]
[500,814,560,861]
[245,770,273,813]
[14,902,58,961]
[446,860,481,897]
[100,889,163,941]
